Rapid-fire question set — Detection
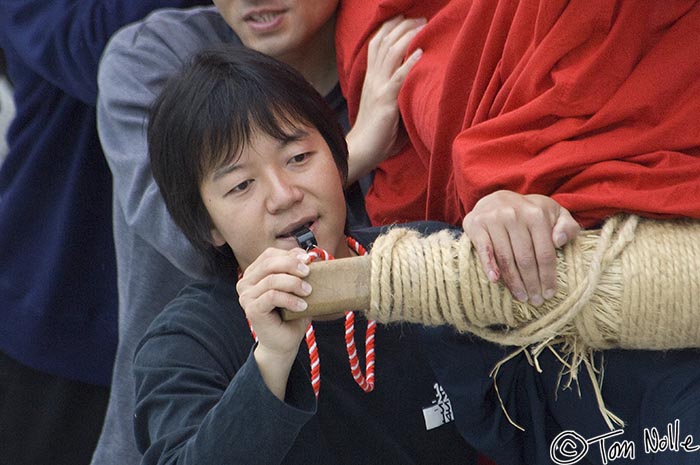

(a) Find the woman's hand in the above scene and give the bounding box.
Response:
[345,15,425,185]
[236,247,313,398]
[462,191,581,306]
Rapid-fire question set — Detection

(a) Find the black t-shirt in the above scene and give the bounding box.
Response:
[134,222,476,465]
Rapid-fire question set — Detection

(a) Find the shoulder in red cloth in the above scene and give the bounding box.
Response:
[336,0,700,228]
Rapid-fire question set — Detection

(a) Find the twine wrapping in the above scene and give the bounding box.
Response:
[366,215,700,429]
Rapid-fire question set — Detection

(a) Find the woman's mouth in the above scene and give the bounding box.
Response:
[277,221,315,240]
[290,225,317,249]
[244,10,286,32]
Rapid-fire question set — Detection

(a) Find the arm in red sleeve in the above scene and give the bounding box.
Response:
[337,0,700,227]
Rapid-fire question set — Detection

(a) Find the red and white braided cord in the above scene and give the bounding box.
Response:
[343,237,375,392]
[242,236,375,398]
[307,238,375,393]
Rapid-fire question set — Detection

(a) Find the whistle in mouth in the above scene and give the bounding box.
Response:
[291,225,317,250]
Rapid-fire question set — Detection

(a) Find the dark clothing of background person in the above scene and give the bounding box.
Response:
[0,2,208,464]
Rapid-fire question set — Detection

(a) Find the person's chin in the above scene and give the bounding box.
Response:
[244,33,289,55]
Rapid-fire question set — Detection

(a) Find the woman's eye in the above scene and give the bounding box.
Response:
[228,179,252,195]
[289,152,311,164]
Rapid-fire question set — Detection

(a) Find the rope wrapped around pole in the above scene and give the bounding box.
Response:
[367,215,700,351]
[280,215,699,428]
[365,215,700,429]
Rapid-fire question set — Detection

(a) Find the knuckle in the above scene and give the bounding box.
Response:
[495,252,513,269]
[517,254,536,270]
[463,213,488,233]
[538,249,557,266]
[497,207,518,224]
[263,289,283,309]
[525,205,547,222]
[275,291,297,310]
[475,241,491,257]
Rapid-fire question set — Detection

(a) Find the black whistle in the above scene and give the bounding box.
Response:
[291,226,317,250]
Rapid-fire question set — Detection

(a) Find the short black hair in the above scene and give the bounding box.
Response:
[148,44,348,277]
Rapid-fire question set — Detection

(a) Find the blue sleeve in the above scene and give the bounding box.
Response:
[134,337,316,465]
[0,0,204,104]
[96,8,231,279]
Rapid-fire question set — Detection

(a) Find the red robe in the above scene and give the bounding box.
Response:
[336,0,700,228]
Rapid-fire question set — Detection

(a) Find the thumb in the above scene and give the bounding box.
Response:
[552,207,581,248]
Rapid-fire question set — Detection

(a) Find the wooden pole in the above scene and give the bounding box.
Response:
[281,255,371,320]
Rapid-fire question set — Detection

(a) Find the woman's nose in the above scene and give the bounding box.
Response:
[265,171,303,213]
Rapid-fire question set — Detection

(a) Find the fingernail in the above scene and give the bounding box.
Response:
[544,288,556,300]
[297,262,310,274]
[530,294,544,307]
[295,299,308,311]
[487,270,499,283]
[514,291,528,302]
[408,48,423,62]
[301,281,312,295]
[554,232,568,248]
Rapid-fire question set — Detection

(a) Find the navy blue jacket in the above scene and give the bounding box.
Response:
[422,317,700,464]
[383,224,700,464]
[0,0,206,386]
[133,223,475,464]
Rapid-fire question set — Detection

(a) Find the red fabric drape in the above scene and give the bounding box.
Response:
[337,0,700,228]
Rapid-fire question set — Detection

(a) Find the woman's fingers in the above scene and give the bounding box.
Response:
[490,221,529,303]
[463,191,582,306]
[552,207,581,248]
[368,16,425,82]
[236,248,311,313]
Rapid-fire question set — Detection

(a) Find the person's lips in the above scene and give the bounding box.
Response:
[276,217,317,240]
[243,9,286,33]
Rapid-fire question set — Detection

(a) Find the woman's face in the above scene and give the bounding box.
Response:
[200,122,348,271]
[213,0,340,61]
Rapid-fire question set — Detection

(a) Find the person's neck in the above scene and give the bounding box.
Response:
[334,237,355,260]
[278,18,338,96]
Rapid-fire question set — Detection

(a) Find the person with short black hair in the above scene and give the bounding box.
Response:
[94,4,423,463]
[139,44,475,465]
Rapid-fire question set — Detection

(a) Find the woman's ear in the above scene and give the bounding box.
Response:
[209,227,227,247]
